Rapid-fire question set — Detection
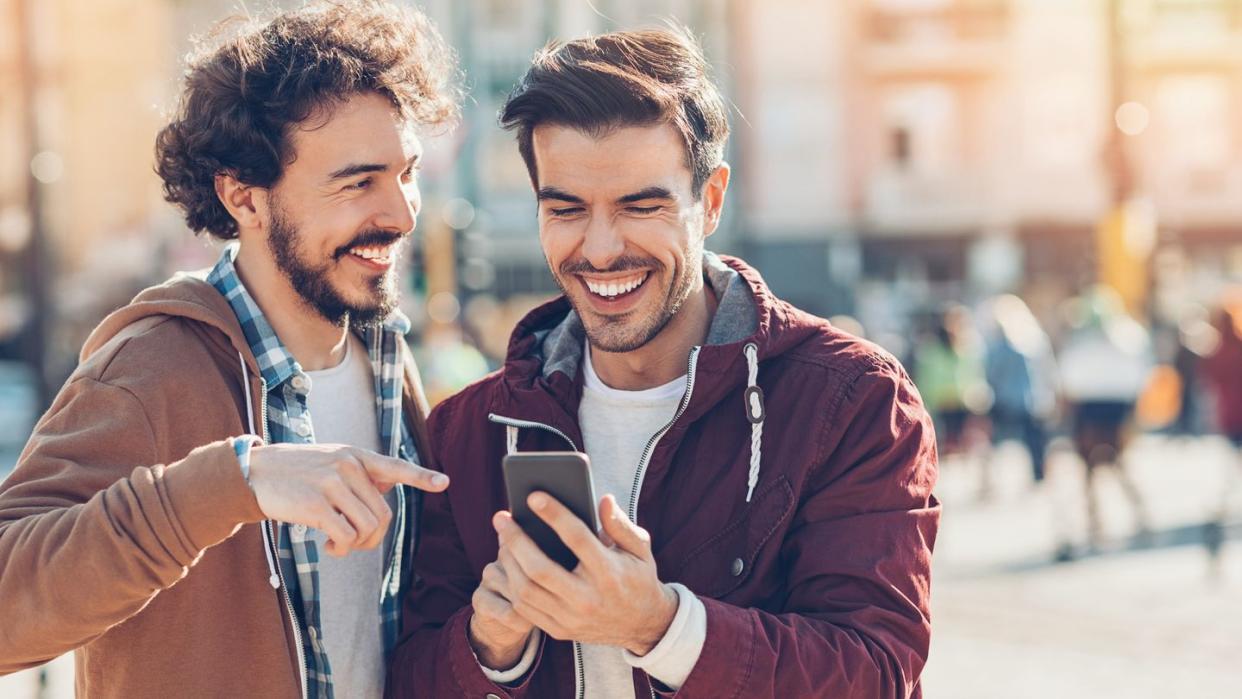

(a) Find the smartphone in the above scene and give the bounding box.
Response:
[502,451,600,569]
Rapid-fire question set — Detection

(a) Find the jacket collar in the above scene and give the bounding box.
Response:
[493,252,816,423]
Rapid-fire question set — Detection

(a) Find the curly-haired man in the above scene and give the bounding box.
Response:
[0,3,458,697]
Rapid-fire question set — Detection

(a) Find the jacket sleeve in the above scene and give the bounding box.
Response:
[0,376,265,673]
[672,362,939,699]
[386,400,545,698]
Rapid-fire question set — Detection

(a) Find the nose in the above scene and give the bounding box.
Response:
[377,179,419,234]
[580,214,625,271]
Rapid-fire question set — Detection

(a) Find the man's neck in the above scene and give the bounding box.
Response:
[589,277,717,391]
[234,243,349,372]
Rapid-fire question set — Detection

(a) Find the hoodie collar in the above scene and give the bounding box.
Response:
[208,243,411,390]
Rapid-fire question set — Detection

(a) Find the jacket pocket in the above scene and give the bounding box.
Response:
[669,475,795,599]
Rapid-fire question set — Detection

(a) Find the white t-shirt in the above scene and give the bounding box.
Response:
[304,334,392,699]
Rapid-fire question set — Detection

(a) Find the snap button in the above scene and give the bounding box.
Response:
[294,420,311,438]
[293,524,307,536]
[291,375,310,392]
[730,558,744,577]
[485,694,502,699]
[307,626,318,640]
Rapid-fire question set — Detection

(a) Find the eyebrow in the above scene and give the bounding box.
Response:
[616,186,675,204]
[326,153,421,182]
[536,186,676,205]
[536,187,585,204]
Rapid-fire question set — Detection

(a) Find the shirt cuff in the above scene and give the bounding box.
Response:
[477,629,541,685]
[231,435,263,489]
[623,583,707,690]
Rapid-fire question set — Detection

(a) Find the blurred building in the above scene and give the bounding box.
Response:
[424,0,1242,353]
[5,0,1242,374]
[0,0,183,389]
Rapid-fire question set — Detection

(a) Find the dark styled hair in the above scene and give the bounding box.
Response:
[155,1,459,239]
[498,27,729,197]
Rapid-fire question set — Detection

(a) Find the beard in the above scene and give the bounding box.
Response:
[266,200,402,328]
[553,236,703,353]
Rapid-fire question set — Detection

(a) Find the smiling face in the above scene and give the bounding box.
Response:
[262,91,423,326]
[533,122,726,353]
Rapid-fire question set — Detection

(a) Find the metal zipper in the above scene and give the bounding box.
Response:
[628,348,699,699]
[486,413,579,451]
[627,346,701,522]
[258,382,308,699]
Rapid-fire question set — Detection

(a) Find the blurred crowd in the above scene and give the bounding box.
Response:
[886,286,1242,562]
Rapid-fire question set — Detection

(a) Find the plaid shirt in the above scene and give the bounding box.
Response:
[208,244,420,699]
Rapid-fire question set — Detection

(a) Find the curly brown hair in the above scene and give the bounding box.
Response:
[155,1,460,240]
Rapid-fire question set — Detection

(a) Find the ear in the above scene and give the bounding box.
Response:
[700,163,731,238]
[214,173,271,234]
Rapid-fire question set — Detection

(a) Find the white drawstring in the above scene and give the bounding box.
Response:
[743,343,765,503]
[505,425,519,456]
[239,350,280,590]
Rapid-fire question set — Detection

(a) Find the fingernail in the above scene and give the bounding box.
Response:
[530,493,548,510]
[431,473,449,487]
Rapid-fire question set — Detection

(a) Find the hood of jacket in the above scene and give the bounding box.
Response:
[80,268,261,380]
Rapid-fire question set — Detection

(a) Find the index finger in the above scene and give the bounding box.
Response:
[353,449,449,492]
[527,492,607,572]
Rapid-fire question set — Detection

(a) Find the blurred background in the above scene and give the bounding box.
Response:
[3,0,1242,697]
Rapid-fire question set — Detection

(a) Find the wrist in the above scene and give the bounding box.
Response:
[469,615,529,670]
[626,582,679,656]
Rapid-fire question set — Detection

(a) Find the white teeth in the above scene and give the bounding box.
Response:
[350,244,395,262]
[584,272,648,298]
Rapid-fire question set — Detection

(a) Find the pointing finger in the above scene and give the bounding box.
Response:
[354,449,449,492]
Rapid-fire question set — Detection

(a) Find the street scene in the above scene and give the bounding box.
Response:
[3,0,1242,697]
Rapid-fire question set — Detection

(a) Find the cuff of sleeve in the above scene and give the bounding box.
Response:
[623,583,707,691]
[231,435,263,489]
[477,629,542,685]
[159,439,269,556]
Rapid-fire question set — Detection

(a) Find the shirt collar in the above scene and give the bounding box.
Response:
[207,243,411,389]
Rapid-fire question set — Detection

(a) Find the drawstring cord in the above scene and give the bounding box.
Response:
[239,351,281,590]
[505,425,519,456]
[743,343,765,503]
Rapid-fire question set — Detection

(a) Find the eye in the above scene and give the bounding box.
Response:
[548,206,585,218]
[347,177,372,191]
[401,163,421,183]
[626,205,662,215]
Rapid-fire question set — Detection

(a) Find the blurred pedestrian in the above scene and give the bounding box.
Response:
[913,305,992,494]
[1201,301,1242,448]
[1201,299,1242,567]
[1058,286,1153,551]
[1170,315,1211,437]
[983,294,1057,485]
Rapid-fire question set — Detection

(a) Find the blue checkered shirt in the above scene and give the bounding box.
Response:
[208,244,420,699]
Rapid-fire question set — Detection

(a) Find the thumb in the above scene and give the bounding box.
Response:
[599,494,650,556]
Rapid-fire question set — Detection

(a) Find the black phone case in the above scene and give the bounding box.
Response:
[502,452,599,569]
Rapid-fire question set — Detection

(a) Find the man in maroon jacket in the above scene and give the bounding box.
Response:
[388,27,939,699]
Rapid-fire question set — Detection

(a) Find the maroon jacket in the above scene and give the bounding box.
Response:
[388,254,939,698]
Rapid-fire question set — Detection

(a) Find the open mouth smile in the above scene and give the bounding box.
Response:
[345,242,399,270]
[581,272,649,299]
